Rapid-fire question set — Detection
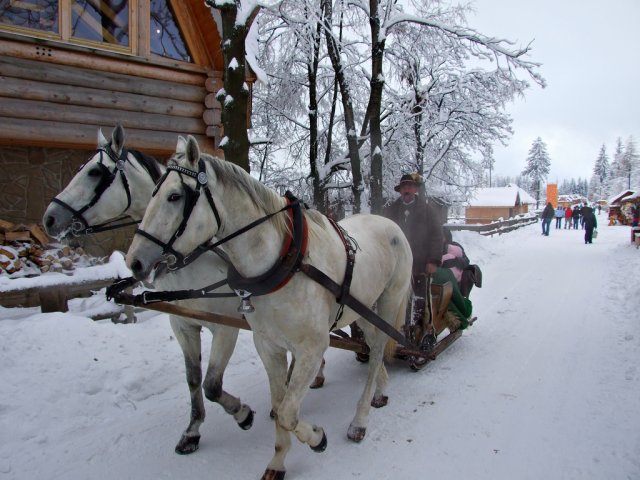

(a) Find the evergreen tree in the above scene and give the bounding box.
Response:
[606,137,626,196]
[522,137,551,208]
[593,144,609,183]
[589,144,609,200]
[622,136,639,189]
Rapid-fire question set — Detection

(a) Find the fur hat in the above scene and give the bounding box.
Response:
[394,172,423,192]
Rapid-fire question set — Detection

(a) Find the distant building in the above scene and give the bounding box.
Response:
[557,194,586,208]
[465,185,536,224]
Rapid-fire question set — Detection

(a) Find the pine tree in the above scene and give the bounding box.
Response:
[622,136,639,190]
[606,137,626,196]
[522,137,551,208]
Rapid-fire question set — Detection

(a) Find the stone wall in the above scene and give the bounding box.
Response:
[0,146,136,258]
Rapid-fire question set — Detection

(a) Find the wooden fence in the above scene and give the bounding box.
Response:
[445,214,538,236]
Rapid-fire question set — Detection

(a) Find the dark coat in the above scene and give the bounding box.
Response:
[541,203,555,219]
[384,196,443,274]
[583,207,597,229]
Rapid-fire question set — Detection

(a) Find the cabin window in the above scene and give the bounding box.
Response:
[150,0,191,62]
[0,0,60,35]
[0,0,203,65]
[70,0,130,48]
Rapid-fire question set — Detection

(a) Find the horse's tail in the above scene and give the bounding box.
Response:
[384,284,411,362]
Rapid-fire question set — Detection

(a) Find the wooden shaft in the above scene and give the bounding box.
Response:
[115,296,371,354]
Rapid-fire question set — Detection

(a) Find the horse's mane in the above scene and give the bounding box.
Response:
[129,149,164,183]
[201,153,290,236]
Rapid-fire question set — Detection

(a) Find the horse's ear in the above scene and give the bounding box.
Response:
[111,125,125,155]
[185,135,200,167]
[97,128,109,148]
[176,136,187,155]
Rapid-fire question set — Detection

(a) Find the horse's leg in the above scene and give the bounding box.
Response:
[169,316,205,454]
[202,325,254,430]
[309,357,326,389]
[346,325,386,442]
[347,295,403,442]
[252,336,291,480]
[277,344,328,451]
[288,356,325,389]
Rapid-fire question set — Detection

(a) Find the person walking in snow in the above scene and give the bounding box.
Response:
[540,202,554,236]
[572,205,581,229]
[554,206,564,229]
[564,206,573,229]
[583,205,597,244]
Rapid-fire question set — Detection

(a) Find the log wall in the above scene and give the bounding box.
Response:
[0,43,223,155]
[465,205,529,225]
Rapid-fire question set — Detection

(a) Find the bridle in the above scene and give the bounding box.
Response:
[135,158,222,270]
[51,147,138,236]
[134,159,302,275]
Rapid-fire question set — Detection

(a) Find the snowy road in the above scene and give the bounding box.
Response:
[0,221,638,479]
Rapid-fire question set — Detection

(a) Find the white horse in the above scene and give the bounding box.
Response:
[42,126,254,454]
[126,135,413,480]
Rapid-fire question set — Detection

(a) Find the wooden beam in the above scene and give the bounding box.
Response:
[0,75,204,118]
[0,37,209,85]
[0,116,215,155]
[0,56,206,101]
[0,97,206,135]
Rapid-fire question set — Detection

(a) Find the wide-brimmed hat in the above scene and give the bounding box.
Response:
[394,172,423,192]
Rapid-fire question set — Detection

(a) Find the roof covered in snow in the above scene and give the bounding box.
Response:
[608,190,636,205]
[468,185,536,207]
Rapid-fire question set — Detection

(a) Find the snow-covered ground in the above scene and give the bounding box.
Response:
[1,219,639,480]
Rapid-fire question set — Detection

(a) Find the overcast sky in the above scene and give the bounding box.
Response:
[468,0,640,185]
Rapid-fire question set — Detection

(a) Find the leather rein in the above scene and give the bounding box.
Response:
[114,160,411,348]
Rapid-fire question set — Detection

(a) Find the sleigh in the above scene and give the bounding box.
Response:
[109,277,475,371]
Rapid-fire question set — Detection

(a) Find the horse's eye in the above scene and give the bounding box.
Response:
[87,168,102,178]
[168,193,182,202]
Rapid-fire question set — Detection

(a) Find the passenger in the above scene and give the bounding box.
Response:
[435,229,481,330]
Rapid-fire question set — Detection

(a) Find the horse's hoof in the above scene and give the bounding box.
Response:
[371,394,388,408]
[261,468,286,480]
[236,405,254,430]
[309,427,327,452]
[309,376,325,389]
[347,424,366,442]
[175,434,200,454]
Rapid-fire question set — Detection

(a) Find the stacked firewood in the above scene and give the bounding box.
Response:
[0,219,99,276]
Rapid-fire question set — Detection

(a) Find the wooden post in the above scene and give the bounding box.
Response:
[39,288,68,313]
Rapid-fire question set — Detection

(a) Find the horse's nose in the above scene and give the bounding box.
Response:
[130,258,146,279]
[45,215,55,229]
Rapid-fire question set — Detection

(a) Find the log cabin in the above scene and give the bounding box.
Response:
[465,185,536,225]
[0,0,232,254]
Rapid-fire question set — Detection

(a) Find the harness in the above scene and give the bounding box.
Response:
[50,148,147,236]
[119,159,412,348]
